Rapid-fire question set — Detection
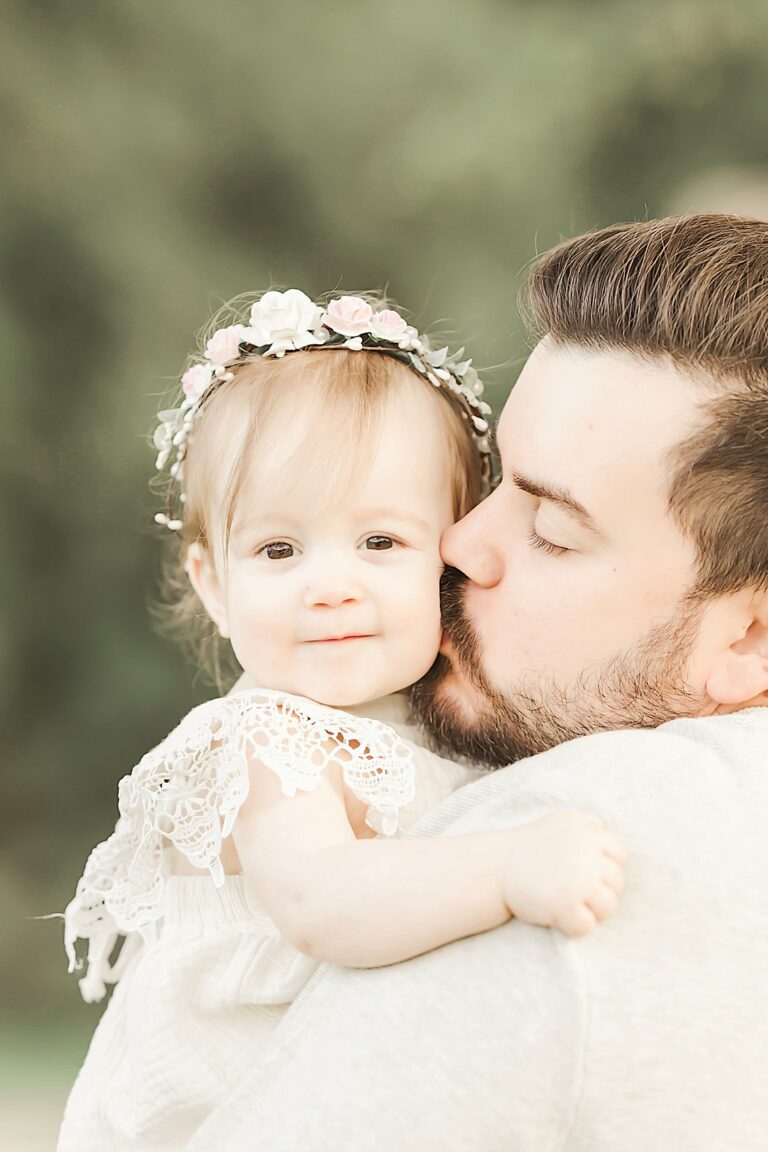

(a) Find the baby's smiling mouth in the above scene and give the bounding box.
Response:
[305,634,374,644]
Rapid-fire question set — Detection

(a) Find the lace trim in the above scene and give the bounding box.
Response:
[64,689,416,1002]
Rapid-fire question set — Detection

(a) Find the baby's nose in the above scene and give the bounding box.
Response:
[303,573,363,609]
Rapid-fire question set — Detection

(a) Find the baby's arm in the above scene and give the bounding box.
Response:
[233,755,626,968]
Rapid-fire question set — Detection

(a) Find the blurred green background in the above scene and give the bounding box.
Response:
[4,0,768,1145]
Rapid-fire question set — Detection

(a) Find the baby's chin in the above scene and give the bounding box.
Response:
[240,640,443,710]
[301,657,441,711]
[307,676,410,710]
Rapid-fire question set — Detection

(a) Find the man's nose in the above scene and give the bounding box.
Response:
[441,492,504,588]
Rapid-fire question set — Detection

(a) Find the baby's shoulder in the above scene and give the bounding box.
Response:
[140,689,342,768]
[151,686,418,809]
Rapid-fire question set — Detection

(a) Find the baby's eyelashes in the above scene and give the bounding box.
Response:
[362,535,396,551]
[257,541,300,561]
[252,534,409,562]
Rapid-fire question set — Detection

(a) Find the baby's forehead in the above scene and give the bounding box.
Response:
[232,480,439,535]
[241,391,454,499]
[204,366,467,561]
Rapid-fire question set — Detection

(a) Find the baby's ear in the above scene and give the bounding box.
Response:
[185,542,230,638]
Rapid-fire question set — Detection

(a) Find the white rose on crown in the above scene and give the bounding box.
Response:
[241,289,325,358]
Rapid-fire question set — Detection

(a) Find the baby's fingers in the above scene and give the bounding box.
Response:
[602,858,625,894]
[602,833,627,865]
[555,902,597,938]
[585,883,619,923]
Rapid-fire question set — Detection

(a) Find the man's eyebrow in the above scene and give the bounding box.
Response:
[510,470,603,536]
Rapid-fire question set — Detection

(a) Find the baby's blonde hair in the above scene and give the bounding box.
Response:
[155,306,485,691]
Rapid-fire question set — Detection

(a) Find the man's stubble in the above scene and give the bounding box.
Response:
[409,568,708,767]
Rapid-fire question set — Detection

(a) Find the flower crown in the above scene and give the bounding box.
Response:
[153,290,493,531]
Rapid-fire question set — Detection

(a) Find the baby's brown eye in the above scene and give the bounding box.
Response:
[260,542,295,560]
[365,536,394,550]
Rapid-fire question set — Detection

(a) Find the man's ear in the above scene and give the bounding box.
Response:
[185,542,230,639]
[705,595,768,706]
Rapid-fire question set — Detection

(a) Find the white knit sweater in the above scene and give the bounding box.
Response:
[57,690,481,1152]
[188,706,768,1152]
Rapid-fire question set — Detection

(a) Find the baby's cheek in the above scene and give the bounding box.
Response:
[398,582,443,671]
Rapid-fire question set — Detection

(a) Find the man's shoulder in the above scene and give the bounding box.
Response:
[413,707,768,838]
[507,705,767,787]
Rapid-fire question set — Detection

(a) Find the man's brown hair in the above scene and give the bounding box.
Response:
[523,214,768,600]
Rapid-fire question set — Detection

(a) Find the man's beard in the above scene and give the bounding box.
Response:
[409,567,708,768]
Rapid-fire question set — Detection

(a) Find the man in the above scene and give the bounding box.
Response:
[191,215,768,1151]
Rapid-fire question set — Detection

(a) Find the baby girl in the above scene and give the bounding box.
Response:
[58,289,625,1150]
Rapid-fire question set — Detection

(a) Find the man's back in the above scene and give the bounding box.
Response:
[191,708,768,1152]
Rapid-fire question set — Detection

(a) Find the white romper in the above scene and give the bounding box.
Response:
[58,689,480,1152]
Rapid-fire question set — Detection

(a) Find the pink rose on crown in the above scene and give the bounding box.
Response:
[181,363,215,401]
[325,296,374,337]
[370,309,408,341]
[205,324,246,367]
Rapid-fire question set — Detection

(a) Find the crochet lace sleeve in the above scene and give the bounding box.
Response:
[63,690,416,1002]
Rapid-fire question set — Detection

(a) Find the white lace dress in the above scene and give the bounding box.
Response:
[57,689,481,1152]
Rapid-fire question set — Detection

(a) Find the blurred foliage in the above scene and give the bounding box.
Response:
[3,0,768,1036]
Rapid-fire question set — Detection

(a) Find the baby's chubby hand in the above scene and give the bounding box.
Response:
[500,811,627,937]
